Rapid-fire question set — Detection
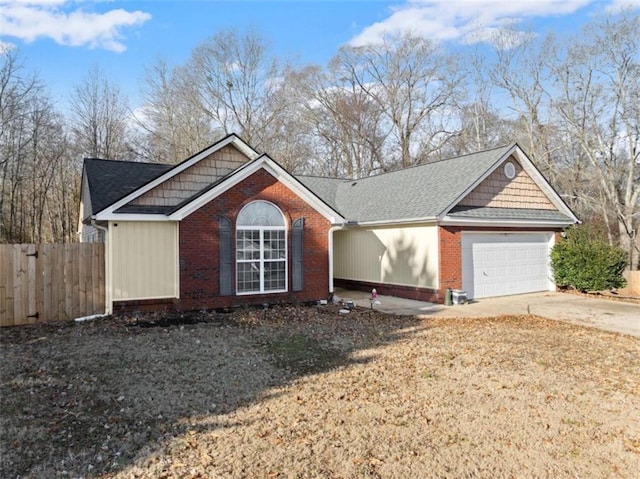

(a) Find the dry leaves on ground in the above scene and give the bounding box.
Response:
[1,305,639,478]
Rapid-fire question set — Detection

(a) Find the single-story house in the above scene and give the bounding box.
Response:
[79,134,578,314]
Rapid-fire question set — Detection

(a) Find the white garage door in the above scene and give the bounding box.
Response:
[462,233,554,299]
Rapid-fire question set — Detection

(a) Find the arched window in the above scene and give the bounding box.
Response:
[236,201,287,294]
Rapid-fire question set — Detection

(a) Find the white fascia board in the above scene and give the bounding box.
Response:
[169,155,345,225]
[346,217,438,227]
[93,213,174,222]
[440,216,575,228]
[96,135,258,217]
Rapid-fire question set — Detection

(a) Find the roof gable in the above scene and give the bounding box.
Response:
[93,134,259,218]
[457,156,555,210]
[299,144,513,223]
[300,144,578,226]
[440,144,578,224]
[168,154,344,224]
[130,143,251,208]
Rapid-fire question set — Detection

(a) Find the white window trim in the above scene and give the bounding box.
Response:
[236,202,288,295]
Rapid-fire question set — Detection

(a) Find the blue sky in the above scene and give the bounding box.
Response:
[1,0,638,112]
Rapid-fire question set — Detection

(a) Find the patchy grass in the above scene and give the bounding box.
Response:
[262,333,346,374]
[1,305,639,478]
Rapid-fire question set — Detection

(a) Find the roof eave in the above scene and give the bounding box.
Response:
[344,216,438,227]
[93,213,174,222]
[439,216,577,228]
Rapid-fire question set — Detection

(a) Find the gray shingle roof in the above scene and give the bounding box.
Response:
[85,143,572,225]
[448,205,573,222]
[84,158,172,214]
[298,144,514,222]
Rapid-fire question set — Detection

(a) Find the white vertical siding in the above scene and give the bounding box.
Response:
[334,224,439,289]
[110,221,179,300]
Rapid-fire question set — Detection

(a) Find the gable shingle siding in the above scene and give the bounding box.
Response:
[131,145,249,207]
[458,157,555,210]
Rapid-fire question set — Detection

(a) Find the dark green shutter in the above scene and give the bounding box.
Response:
[219,216,233,295]
[292,218,304,292]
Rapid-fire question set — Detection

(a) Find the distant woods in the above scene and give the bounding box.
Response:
[0,14,638,268]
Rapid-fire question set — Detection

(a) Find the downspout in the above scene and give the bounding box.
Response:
[91,219,112,315]
[327,222,347,294]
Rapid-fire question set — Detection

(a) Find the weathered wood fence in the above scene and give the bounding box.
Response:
[0,243,105,327]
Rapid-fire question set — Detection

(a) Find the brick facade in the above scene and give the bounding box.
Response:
[114,168,332,313]
[438,226,463,300]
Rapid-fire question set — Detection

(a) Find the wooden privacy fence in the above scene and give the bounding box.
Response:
[0,243,105,327]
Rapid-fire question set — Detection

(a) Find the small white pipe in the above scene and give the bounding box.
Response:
[74,313,108,323]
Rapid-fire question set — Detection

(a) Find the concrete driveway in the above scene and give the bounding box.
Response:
[334,289,640,337]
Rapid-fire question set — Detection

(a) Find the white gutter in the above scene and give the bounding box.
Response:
[91,219,112,315]
[345,216,438,227]
[328,223,346,293]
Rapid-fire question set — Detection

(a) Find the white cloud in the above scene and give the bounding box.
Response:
[0,0,151,52]
[349,0,596,47]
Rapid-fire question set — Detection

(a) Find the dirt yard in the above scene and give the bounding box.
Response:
[1,305,639,478]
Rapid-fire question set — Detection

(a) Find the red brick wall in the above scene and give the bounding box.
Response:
[114,168,332,314]
[438,226,462,300]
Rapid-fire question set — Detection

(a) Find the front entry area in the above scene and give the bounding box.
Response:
[461,232,554,299]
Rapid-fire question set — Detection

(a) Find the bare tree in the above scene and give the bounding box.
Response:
[0,48,73,243]
[69,65,132,160]
[335,34,463,168]
[289,63,388,178]
[488,29,563,181]
[446,50,516,156]
[551,12,640,269]
[1,49,41,242]
[189,28,289,150]
[137,59,214,163]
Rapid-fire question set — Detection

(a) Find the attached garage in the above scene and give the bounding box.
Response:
[461,232,555,299]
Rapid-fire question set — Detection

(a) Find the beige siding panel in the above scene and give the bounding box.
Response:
[132,144,250,207]
[334,224,439,289]
[110,221,179,300]
[459,157,555,210]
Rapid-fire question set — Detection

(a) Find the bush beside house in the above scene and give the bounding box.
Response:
[551,226,628,292]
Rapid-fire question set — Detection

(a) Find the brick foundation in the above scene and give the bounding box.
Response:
[334,278,440,303]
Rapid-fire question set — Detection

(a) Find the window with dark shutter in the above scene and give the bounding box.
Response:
[292,218,304,291]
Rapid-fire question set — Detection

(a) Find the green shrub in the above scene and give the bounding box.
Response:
[551,226,628,292]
